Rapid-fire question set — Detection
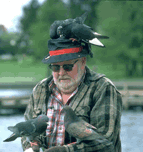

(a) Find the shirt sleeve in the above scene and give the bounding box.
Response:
[65,84,122,152]
[21,81,49,151]
[21,94,35,151]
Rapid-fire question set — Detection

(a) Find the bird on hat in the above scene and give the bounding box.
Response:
[43,12,109,64]
[50,12,88,39]
[50,12,109,47]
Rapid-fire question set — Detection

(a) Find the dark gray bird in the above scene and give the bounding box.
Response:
[3,115,49,142]
[50,12,109,47]
[57,21,109,47]
[61,106,98,142]
[50,12,88,39]
[50,20,63,39]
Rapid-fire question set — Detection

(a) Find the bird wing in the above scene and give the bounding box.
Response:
[72,23,95,40]
[83,120,97,130]
[3,133,18,142]
[18,121,36,136]
[66,121,96,140]
[83,24,93,30]
[30,121,37,134]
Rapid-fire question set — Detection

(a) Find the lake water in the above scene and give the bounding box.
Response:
[0,110,143,152]
[0,89,32,98]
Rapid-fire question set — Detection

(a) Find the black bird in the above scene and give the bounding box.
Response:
[50,12,88,39]
[61,106,98,142]
[50,20,63,39]
[57,21,109,47]
[50,12,109,47]
[3,115,49,142]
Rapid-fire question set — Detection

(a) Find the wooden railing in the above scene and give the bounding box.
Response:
[113,81,143,110]
[0,95,30,109]
[0,81,143,110]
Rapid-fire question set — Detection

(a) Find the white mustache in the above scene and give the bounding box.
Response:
[58,77,71,81]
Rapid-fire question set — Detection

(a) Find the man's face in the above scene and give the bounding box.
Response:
[51,57,86,94]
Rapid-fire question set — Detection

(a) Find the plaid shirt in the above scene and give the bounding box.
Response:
[21,66,122,152]
[46,80,78,147]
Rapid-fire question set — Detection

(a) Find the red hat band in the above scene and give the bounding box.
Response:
[49,46,83,56]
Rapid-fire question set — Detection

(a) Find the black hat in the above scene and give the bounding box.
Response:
[42,36,90,64]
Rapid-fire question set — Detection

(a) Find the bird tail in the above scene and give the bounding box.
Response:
[89,38,105,47]
[74,12,88,24]
[93,32,109,39]
[3,133,18,142]
[80,12,88,23]
[8,126,15,132]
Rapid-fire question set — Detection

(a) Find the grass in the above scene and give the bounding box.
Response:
[0,57,48,84]
[88,61,126,80]
[0,56,142,84]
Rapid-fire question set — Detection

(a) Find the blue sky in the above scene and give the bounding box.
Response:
[0,0,45,32]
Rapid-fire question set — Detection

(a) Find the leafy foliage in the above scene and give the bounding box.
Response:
[29,0,68,60]
[95,1,143,77]
[0,32,19,55]
[2,0,142,78]
[16,0,40,55]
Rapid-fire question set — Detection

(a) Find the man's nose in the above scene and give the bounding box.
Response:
[58,66,66,75]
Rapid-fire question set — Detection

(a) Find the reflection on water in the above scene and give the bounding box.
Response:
[121,110,143,152]
[0,113,24,152]
[0,110,143,152]
[0,89,32,98]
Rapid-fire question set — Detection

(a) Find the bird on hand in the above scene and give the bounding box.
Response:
[61,106,98,142]
[3,115,49,142]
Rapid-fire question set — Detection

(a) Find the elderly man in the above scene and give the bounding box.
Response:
[21,33,122,152]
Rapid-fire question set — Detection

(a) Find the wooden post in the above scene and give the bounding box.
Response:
[123,83,129,110]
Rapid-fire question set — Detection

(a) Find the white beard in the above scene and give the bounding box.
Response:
[54,65,84,94]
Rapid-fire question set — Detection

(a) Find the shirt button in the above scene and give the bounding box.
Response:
[59,126,62,130]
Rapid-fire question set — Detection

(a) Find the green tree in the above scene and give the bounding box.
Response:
[29,0,68,60]
[0,32,19,55]
[95,1,143,77]
[28,0,101,61]
[67,0,99,30]
[17,0,40,55]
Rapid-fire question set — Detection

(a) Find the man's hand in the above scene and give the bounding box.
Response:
[30,141,40,152]
[44,146,67,152]
[24,141,40,152]
[24,148,34,152]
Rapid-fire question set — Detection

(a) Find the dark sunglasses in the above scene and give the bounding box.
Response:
[49,60,78,72]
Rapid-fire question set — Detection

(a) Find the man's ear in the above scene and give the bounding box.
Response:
[80,57,86,71]
[81,57,86,65]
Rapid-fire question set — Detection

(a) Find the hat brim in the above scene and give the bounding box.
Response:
[42,52,88,64]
